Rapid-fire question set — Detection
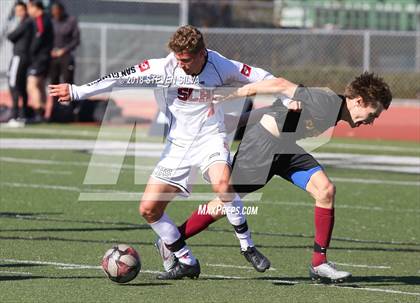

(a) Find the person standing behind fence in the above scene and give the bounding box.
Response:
[49,2,80,88]
[6,1,33,127]
[27,0,54,123]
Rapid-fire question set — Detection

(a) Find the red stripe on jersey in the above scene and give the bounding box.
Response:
[36,16,44,34]
[139,60,150,72]
[240,64,252,77]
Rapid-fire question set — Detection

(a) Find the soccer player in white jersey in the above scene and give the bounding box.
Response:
[49,25,274,279]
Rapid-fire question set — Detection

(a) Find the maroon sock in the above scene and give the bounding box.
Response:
[178,209,216,240]
[312,206,335,267]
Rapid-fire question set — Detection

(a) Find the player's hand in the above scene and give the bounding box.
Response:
[287,100,302,112]
[49,83,71,102]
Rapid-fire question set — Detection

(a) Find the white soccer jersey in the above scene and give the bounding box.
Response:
[70,49,273,143]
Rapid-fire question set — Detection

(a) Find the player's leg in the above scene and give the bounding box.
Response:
[139,177,200,279]
[206,162,271,272]
[285,152,351,282]
[305,170,335,266]
[304,170,351,282]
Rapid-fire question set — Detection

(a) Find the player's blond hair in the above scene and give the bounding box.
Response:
[168,25,205,54]
[345,72,392,109]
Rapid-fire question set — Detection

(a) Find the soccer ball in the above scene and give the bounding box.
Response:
[101,244,141,283]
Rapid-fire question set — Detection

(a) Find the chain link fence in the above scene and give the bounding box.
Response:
[75,23,420,99]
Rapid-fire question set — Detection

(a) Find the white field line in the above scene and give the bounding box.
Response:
[32,169,73,175]
[0,156,155,170]
[0,258,242,280]
[1,258,418,296]
[1,130,418,153]
[1,182,82,192]
[324,285,420,297]
[205,263,276,271]
[324,143,420,153]
[330,177,419,187]
[0,127,147,139]
[0,139,164,151]
[0,270,33,275]
[333,262,391,269]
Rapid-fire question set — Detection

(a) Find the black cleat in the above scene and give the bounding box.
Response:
[241,246,271,272]
[156,259,201,280]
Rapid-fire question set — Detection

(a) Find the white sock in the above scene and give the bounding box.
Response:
[149,213,196,265]
[149,213,181,245]
[174,245,196,266]
[224,194,254,251]
[236,230,254,251]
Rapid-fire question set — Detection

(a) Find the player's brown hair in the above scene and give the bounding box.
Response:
[168,25,205,54]
[344,72,392,109]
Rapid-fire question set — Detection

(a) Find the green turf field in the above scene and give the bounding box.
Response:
[0,124,419,302]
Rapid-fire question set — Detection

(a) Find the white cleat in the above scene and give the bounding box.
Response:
[154,237,177,272]
[4,118,25,128]
[309,262,352,283]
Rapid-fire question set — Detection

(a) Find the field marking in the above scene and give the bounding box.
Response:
[331,177,420,186]
[205,263,276,271]
[324,285,420,297]
[0,258,242,280]
[333,262,391,269]
[32,169,73,175]
[0,156,155,170]
[1,132,418,153]
[1,182,82,192]
[1,258,418,296]
[324,143,420,153]
[0,270,33,275]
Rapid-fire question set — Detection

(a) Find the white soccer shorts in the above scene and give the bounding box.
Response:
[151,134,231,196]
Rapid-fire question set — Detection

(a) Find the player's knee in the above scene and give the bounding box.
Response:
[139,202,162,222]
[317,182,336,206]
[212,181,233,202]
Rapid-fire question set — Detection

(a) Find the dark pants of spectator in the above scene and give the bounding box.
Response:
[49,53,75,85]
[8,55,29,119]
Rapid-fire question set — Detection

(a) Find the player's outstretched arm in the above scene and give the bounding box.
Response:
[237,77,299,98]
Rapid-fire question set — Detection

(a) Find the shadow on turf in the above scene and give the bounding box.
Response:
[0,275,172,286]
[0,275,103,281]
[119,282,171,286]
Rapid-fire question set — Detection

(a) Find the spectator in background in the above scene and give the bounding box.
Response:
[50,2,80,87]
[6,1,33,127]
[27,0,54,123]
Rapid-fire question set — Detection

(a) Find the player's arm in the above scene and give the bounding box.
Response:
[236,77,299,99]
[224,106,274,133]
[216,58,300,109]
[49,59,165,102]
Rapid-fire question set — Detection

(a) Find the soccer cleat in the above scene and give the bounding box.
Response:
[5,118,25,128]
[156,259,200,280]
[241,246,271,272]
[309,262,352,283]
[154,237,177,272]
